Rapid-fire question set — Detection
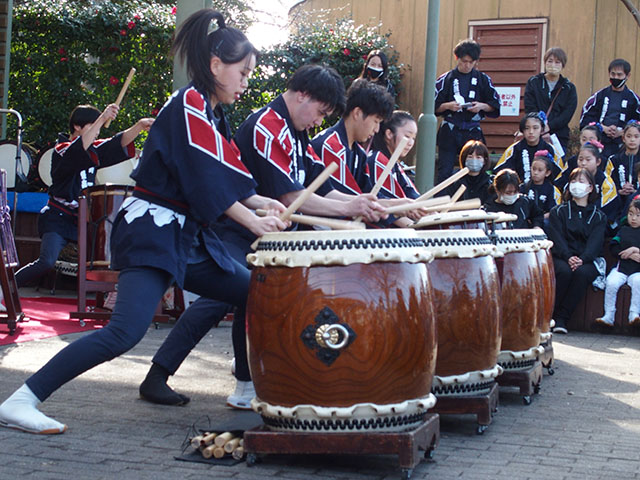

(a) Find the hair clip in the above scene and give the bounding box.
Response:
[587,121,604,133]
[207,18,220,36]
[626,120,640,127]
[534,149,553,161]
[585,140,604,151]
[537,111,548,123]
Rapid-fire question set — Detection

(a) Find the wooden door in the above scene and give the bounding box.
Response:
[471,21,546,153]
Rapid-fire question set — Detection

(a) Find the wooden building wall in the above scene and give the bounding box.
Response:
[292,0,640,153]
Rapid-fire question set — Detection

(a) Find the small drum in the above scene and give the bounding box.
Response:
[413,209,499,231]
[531,228,555,339]
[491,229,544,371]
[246,229,437,432]
[417,229,502,396]
[36,146,55,187]
[95,149,140,185]
[84,184,133,268]
[0,140,32,188]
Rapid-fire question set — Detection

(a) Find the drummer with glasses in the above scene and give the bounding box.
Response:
[14,104,153,288]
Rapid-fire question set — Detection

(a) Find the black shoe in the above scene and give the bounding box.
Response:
[139,363,190,406]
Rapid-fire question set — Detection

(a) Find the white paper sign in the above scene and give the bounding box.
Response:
[495,86,521,116]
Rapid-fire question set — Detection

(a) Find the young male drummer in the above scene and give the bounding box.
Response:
[14,104,153,288]
[311,79,417,227]
[234,64,387,221]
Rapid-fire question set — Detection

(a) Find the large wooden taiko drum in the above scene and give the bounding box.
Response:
[415,229,502,396]
[491,229,545,371]
[246,229,437,433]
[531,228,555,338]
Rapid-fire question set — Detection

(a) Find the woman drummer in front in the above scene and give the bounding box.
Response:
[0,8,287,434]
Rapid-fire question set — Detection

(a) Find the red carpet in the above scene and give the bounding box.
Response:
[0,297,102,346]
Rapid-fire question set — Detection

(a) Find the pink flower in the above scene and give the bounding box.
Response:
[343,48,350,56]
[128,21,135,29]
[58,47,66,55]
[109,76,119,85]
[134,14,140,20]
[60,57,68,62]
[151,108,159,116]
[171,6,177,15]
[120,29,127,36]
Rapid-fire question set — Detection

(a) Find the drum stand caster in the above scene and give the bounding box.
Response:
[79,320,86,327]
[246,453,260,466]
[545,366,555,375]
[476,424,488,435]
[522,395,532,405]
[401,467,413,479]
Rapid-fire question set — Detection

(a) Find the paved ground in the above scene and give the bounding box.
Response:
[1,301,640,480]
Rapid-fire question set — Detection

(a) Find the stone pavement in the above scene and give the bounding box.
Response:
[1,315,640,479]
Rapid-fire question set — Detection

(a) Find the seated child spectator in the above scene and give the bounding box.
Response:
[519,150,562,219]
[595,196,640,327]
[441,139,492,204]
[576,141,621,231]
[484,168,544,229]
[556,122,603,190]
[545,167,607,334]
[605,120,640,203]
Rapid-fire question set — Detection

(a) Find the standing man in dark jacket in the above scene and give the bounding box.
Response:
[434,39,500,183]
[524,47,577,156]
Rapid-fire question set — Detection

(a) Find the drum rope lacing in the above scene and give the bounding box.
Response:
[260,411,428,432]
[256,237,425,252]
[493,234,535,245]
[432,379,494,396]
[498,358,537,370]
[419,236,493,247]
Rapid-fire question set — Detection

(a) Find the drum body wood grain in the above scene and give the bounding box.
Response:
[416,229,502,395]
[246,230,436,432]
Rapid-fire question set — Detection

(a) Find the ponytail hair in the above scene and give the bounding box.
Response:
[172,9,258,99]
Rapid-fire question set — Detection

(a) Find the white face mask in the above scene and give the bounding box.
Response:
[569,182,590,199]
[465,157,484,173]
[501,193,518,205]
[546,64,562,76]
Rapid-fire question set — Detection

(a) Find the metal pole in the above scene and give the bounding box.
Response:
[173,0,213,91]
[2,0,14,140]
[415,0,440,192]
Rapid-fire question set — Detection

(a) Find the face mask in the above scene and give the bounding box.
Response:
[501,193,518,205]
[546,64,562,76]
[465,157,484,173]
[569,182,590,198]
[610,77,628,89]
[366,66,384,79]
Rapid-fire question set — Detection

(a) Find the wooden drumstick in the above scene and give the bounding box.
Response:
[419,198,482,214]
[200,432,217,447]
[383,195,451,215]
[439,185,467,213]
[224,438,241,453]
[256,209,365,230]
[213,432,234,447]
[104,67,136,128]
[280,162,338,221]
[416,167,469,201]
[354,136,409,222]
[231,446,244,460]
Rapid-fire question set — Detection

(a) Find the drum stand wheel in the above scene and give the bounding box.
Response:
[496,360,543,406]
[243,413,440,476]
[538,336,555,375]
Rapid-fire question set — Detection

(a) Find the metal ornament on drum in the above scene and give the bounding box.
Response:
[416,229,503,397]
[413,209,499,232]
[246,229,437,433]
[491,229,545,371]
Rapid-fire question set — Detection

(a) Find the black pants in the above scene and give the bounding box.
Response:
[553,258,598,325]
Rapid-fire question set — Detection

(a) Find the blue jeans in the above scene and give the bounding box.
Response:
[26,255,250,401]
[15,231,67,287]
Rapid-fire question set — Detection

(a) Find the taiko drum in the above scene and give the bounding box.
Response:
[531,228,555,335]
[246,229,437,432]
[414,228,502,396]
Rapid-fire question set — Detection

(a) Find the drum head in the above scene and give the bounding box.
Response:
[36,147,55,187]
[95,149,140,186]
[0,141,32,188]
[413,209,499,228]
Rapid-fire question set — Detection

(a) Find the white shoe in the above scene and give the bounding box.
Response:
[226,380,255,410]
[0,384,66,434]
[595,314,615,327]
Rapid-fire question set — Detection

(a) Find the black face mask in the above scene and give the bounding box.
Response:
[366,66,384,80]
[610,76,628,89]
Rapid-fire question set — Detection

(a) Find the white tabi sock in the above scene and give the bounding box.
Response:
[0,384,66,434]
